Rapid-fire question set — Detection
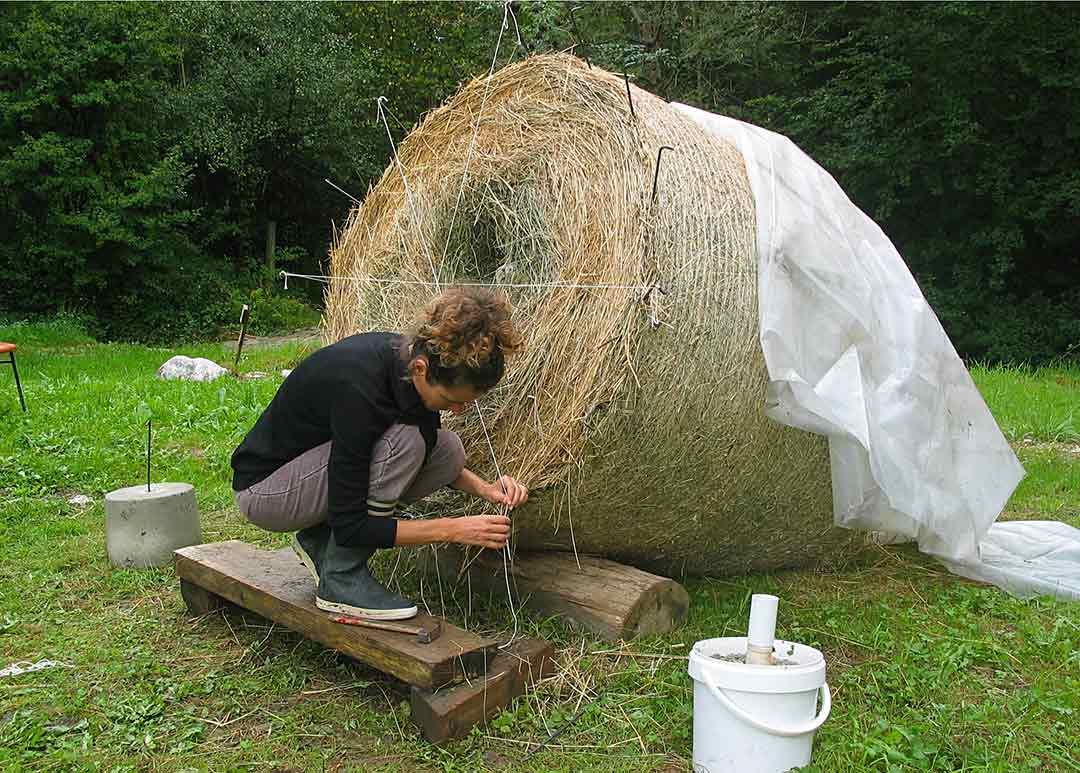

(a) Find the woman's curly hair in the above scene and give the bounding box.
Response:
[409,287,523,391]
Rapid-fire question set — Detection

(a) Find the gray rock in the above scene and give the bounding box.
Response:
[67,494,93,507]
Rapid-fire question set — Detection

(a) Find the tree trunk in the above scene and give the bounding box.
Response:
[432,548,690,641]
[265,219,277,289]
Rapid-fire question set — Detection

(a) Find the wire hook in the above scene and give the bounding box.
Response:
[651,145,675,203]
[568,6,592,68]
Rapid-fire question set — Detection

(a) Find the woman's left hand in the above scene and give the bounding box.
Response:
[484,475,529,509]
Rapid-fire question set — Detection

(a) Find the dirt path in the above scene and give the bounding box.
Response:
[221,327,322,351]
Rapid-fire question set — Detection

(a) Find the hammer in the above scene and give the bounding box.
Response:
[330,615,442,644]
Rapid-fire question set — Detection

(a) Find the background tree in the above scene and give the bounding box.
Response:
[0,3,208,341]
[531,1,1080,362]
[166,2,378,287]
[1,1,1076,360]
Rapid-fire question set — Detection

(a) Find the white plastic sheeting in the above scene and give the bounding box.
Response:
[673,104,1079,601]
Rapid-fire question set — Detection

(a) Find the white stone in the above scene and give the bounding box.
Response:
[156,356,228,382]
[67,494,93,507]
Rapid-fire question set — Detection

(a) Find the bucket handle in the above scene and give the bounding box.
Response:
[703,671,831,738]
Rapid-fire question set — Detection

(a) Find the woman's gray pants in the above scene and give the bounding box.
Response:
[233,424,465,534]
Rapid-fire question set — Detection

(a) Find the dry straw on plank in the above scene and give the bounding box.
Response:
[324,54,864,576]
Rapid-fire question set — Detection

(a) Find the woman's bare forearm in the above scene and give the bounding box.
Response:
[451,467,494,499]
[393,517,455,546]
[393,513,511,549]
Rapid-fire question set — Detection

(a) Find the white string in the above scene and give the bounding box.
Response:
[280,271,653,293]
[505,1,524,50]
[431,543,447,616]
[474,402,520,650]
[0,659,72,678]
[324,179,361,206]
[441,1,511,263]
[376,96,442,292]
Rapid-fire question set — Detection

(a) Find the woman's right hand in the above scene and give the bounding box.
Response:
[451,515,511,550]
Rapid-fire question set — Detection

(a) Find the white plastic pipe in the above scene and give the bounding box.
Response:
[745,594,779,664]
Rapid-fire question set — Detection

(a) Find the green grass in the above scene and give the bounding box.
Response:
[0,314,97,349]
[971,363,1079,443]
[971,364,1080,529]
[1,325,1077,771]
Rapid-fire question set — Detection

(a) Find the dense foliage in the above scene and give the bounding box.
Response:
[1,1,1076,360]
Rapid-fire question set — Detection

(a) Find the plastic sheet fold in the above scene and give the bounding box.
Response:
[673,104,1078,600]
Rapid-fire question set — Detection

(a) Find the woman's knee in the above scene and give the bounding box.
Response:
[375,424,426,464]
[437,430,466,479]
[371,425,427,491]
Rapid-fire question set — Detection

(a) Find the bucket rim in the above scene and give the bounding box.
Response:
[688,637,826,693]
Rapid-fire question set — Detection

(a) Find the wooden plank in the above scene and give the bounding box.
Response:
[175,541,496,689]
[410,638,555,743]
[432,548,689,641]
[179,578,228,616]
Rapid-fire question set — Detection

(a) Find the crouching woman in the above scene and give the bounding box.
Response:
[230,288,528,621]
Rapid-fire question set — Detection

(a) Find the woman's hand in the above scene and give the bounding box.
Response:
[450,515,512,549]
[484,475,529,509]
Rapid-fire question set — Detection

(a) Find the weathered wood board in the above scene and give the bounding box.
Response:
[175,540,497,690]
[431,548,690,641]
[410,638,555,743]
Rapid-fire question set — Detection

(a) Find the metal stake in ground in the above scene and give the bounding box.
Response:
[234,304,251,370]
[146,419,152,492]
[523,690,605,762]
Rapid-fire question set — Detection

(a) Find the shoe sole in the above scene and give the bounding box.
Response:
[315,596,418,621]
[290,536,320,585]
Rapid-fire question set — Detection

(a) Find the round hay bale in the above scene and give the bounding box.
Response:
[323,54,864,576]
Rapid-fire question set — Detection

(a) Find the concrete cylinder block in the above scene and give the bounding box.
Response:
[105,482,201,568]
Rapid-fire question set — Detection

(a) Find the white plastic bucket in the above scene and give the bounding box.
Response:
[687,637,831,773]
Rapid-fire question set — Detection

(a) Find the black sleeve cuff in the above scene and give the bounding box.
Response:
[331,515,398,549]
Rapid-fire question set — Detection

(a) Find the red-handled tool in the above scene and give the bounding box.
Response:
[330,615,442,644]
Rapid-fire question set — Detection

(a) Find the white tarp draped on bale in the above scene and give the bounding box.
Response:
[673,104,1080,601]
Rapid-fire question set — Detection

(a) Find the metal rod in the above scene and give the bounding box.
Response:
[235,304,251,370]
[523,691,604,762]
[9,352,26,412]
[623,73,635,118]
[651,145,675,203]
[146,419,152,493]
[568,6,591,68]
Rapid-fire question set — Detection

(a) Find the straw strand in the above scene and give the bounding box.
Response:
[474,402,521,650]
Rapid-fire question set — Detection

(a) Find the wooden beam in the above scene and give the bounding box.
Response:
[180,578,228,616]
[410,638,555,743]
[175,541,497,689]
[433,548,689,641]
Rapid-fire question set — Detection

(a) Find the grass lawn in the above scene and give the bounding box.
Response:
[1,319,1077,772]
